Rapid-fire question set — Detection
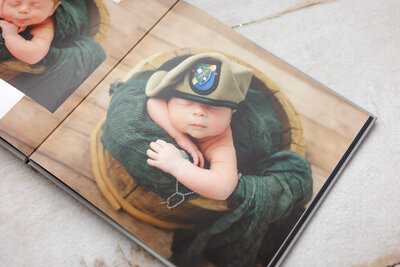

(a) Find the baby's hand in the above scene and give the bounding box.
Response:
[17,26,27,33]
[175,135,204,168]
[0,20,18,37]
[147,140,186,174]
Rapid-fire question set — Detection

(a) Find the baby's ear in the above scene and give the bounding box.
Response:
[51,1,61,15]
[232,109,236,114]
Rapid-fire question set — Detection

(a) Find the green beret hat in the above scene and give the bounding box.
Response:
[145,53,253,109]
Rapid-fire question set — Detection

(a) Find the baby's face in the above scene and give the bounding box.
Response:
[167,97,234,140]
[2,0,60,27]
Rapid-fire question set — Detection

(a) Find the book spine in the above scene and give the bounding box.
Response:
[0,137,28,162]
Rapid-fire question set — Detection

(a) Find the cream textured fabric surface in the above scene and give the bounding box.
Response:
[1,0,399,266]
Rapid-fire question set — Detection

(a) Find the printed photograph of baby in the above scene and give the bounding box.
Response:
[0,0,107,113]
[98,50,313,266]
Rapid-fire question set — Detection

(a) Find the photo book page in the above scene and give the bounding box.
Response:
[0,1,375,266]
[0,0,178,158]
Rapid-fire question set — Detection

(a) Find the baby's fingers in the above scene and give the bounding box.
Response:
[198,152,205,168]
[147,158,157,167]
[188,149,204,168]
[149,141,162,152]
[155,139,168,147]
[146,149,158,160]
[190,151,199,166]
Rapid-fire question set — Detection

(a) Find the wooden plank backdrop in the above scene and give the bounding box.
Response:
[30,0,370,261]
[0,0,178,156]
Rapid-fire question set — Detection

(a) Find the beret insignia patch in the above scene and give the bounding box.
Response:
[189,61,221,95]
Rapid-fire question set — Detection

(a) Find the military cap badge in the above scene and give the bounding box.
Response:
[189,61,221,95]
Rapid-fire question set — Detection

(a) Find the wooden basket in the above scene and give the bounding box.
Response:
[90,48,305,230]
[0,0,109,81]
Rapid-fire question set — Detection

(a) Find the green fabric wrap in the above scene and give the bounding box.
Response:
[1,0,89,62]
[1,0,105,112]
[52,0,91,43]
[102,68,313,266]
[103,72,195,198]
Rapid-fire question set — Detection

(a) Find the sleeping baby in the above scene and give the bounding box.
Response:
[0,0,61,64]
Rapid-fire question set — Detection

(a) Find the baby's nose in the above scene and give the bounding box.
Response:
[18,5,30,14]
[193,107,206,117]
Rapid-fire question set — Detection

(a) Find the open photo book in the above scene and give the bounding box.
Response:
[0,1,375,266]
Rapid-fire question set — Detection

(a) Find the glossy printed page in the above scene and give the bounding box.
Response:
[0,0,177,156]
[29,1,373,266]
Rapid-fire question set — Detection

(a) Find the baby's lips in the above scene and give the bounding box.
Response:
[190,123,206,128]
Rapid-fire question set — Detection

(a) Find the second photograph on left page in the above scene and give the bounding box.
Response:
[0,0,177,156]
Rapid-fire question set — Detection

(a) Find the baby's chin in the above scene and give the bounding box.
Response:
[12,19,31,28]
[13,17,47,27]
[187,130,222,141]
[184,131,205,140]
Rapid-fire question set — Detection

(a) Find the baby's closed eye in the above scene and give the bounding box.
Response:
[7,1,21,8]
[206,106,224,111]
[175,98,192,106]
